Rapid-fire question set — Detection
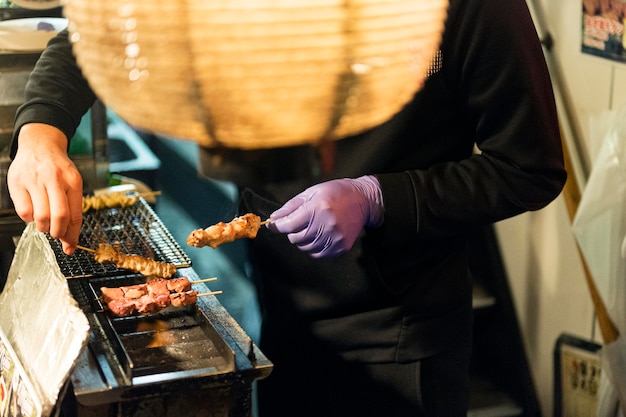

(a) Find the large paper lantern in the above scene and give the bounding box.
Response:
[63,0,448,149]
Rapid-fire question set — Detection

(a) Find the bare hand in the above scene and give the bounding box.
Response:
[7,123,83,255]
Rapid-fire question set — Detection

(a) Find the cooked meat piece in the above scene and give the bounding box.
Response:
[166,277,192,293]
[170,290,198,307]
[122,284,148,299]
[146,278,171,308]
[133,294,161,315]
[147,278,170,295]
[152,294,171,309]
[100,287,124,303]
[106,299,137,317]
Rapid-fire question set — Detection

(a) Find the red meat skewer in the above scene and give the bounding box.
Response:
[99,277,220,317]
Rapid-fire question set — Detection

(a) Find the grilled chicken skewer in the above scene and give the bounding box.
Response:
[77,244,177,278]
[82,191,161,212]
[186,213,264,249]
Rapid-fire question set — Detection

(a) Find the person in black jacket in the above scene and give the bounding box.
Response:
[8,0,566,415]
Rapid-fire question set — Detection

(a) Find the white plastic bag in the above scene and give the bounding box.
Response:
[573,104,626,417]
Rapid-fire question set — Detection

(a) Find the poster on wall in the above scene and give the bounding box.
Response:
[0,328,42,417]
[582,0,626,62]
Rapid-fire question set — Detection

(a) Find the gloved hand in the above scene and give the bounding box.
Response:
[267,175,384,258]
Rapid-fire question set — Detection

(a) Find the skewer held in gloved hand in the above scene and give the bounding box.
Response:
[186,213,263,249]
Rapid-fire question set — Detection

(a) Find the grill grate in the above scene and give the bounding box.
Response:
[49,196,191,278]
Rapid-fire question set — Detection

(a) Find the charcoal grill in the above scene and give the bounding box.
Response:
[47,197,271,417]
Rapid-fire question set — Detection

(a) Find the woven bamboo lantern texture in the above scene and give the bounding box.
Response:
[63,0,448,149]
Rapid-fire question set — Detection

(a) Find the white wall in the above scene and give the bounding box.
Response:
[495,1,625,415]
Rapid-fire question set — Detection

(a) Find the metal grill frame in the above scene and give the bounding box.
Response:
[42,195,272,414]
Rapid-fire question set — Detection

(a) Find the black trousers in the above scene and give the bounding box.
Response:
[256,325,472,417]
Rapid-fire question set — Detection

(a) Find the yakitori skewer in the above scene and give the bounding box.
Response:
[96,277,219,301]
[82,191,162,212]
[187,213,267,249]
[77,244,176,278]
[98,277,223,317]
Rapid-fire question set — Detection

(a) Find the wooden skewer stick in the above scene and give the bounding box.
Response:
[260,219,272,226]
[76,245,96,253]
[192,277,218,284]
[138,191,162,198]
[197,290,223,297]
[93,190,161,198]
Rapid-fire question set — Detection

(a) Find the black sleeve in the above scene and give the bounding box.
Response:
[376,0,566,242]
[10,29,96,158]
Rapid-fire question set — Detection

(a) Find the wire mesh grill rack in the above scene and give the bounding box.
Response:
[48,197,191,278]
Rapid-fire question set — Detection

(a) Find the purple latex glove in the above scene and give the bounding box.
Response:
[267,175,384,258]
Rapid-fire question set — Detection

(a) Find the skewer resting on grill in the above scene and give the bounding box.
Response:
[99,277,222,317]
[77,244,177,278]
[186,213,268,249]
[97,276,217,301]
[82,191,161,212]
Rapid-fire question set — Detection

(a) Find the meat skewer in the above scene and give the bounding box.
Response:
[102,288,223,317]
[104,290,201,317]
[99,277,217,301]
[82,191,161,212]
[98,277,216,303]
[186,213,266,249]
[100,277,222,317]
[77,244,177,278]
